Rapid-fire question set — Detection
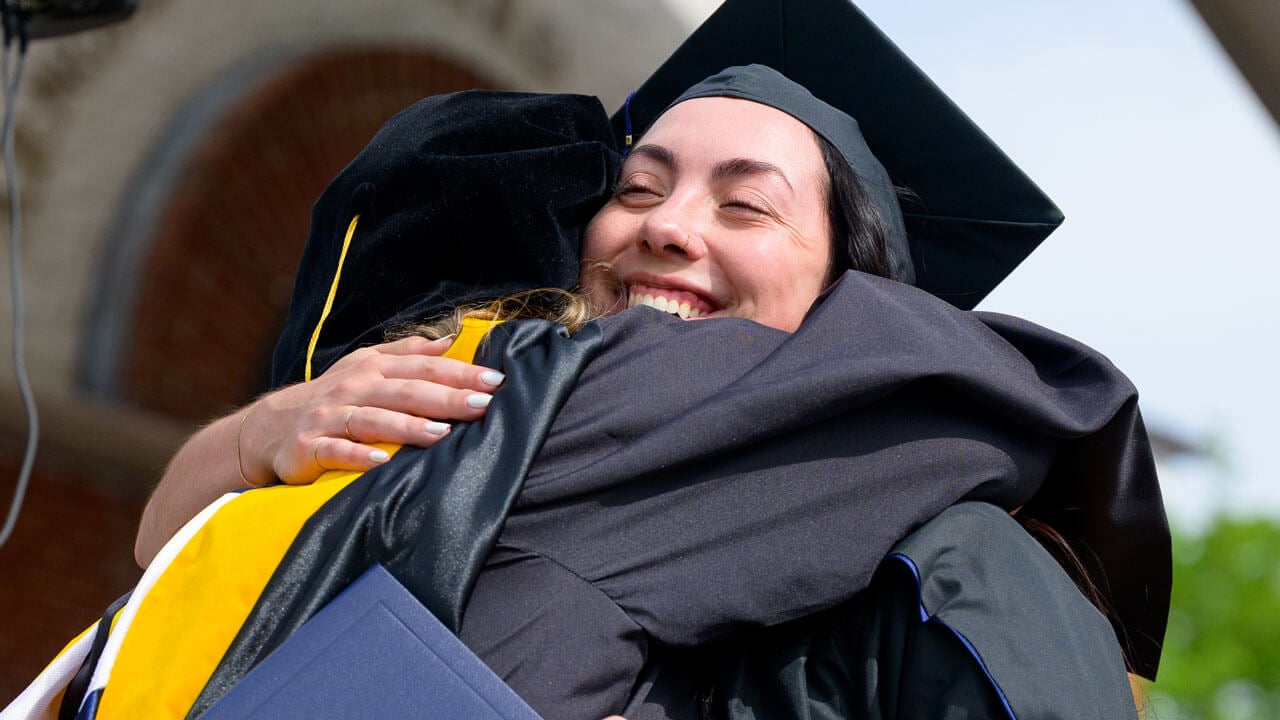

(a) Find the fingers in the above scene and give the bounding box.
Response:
[354,378,493,424]
[324,352,502,423]
[371,334,455,357]
[346,336,507,394]
[303,436,392,480]
[307,402,461,479]
[260,334,507,485]
[343,405,453,447]
[285,406,455,484]
[371,353,505,394]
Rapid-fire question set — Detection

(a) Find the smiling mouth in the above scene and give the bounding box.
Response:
[627,292,705,319]
[624,283,717,319]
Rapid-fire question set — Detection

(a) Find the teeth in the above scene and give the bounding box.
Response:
[629,292,706,319]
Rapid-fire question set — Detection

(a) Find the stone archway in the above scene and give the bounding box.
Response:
[0,1,690,699]
[88,49,492,421]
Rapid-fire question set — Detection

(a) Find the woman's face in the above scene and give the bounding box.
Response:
[581,97,832,333]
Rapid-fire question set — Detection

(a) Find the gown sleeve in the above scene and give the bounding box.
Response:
[505,273,1166,677]
[682,503,1137,720]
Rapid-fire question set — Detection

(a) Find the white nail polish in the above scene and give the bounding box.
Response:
[425,421,451,435]
[466,393,492,409]
[481,370,506,387]
[370,449,390,462]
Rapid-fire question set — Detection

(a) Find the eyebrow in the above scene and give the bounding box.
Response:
[629,144,795,192]
[712,157,795,193]
[628,144,677,169]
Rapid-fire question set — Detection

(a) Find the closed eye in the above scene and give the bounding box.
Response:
[723,194,773,217]
[614,177,663,203]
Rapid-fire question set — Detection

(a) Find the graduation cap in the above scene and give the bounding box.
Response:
[611,0,1064,310]
[270,91,620,388]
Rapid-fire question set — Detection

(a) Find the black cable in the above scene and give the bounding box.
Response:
[0,1,38,550]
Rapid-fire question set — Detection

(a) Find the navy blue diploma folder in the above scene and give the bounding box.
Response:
[200,564,543,719]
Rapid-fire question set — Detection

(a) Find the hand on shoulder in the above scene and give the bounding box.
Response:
[136,334,505,567]
[244,335,504,485]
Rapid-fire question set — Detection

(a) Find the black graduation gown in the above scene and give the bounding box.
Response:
[620,502,1135,720]
[195,272,1166,719]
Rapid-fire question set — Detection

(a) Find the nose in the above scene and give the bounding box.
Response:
[637,201,708,261]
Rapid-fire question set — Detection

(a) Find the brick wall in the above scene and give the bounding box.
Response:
[0,446,146,704]
[119,48,490,421]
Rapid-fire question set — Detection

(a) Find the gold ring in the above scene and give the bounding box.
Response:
[343,408,358,441]
[313,443,324,469]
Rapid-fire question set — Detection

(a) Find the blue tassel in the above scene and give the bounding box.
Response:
[622,90,637,156]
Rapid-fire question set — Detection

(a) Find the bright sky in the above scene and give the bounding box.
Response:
[673,0,1280,526]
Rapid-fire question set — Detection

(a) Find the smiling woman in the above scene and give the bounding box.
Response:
[581,67,904,333]
[581,97,840,332]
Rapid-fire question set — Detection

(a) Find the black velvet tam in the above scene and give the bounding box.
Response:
[613,0,1065,309]
[271,91,621,388]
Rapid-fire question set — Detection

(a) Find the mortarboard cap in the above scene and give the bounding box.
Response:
[611,0,1064,310]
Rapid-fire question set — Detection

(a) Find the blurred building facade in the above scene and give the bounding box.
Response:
[0,0,688,698]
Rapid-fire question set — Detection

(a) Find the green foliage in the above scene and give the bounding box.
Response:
[1145,516,1280,720]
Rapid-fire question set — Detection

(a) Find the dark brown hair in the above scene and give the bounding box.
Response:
[815,132,895,284]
